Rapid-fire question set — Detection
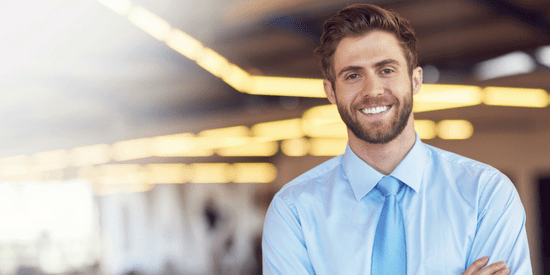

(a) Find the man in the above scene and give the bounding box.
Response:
[262,3,532,275]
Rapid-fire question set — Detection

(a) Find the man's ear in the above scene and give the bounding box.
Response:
[323,79,336,104]
[412,66,422,95]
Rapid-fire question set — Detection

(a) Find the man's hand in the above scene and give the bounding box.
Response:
[462,257,510,275]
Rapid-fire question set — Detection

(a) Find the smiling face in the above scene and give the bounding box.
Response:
[323,30,422,145]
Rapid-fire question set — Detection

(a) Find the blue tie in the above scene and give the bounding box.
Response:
[371,176,407,274]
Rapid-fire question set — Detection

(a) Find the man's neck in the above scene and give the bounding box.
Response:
[348,122,416,175]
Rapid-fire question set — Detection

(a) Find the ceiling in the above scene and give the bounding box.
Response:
[2,0,550,158]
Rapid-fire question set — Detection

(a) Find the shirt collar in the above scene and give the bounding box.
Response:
[342,134,427,201]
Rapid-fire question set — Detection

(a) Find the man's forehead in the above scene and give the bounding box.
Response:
[333,31,407,69]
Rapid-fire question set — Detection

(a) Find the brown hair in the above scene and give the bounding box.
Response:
[314,4,418,84]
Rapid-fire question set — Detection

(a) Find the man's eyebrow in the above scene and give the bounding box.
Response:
[375,59,401,68]
[337,59,401,78]
[337,66,363,78]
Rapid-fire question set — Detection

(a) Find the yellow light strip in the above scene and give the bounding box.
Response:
[70,144,111,167]
[252,119,304,140]
[413,85,483,113]
[128,6,172,41]
[231,163,277,183]
[309,138,348,156]
[97,1,549,104]
[217,139,279,157]
[249,76,325,97]
[281,138,309,157]
[483,87,549,108]
[437,120,474,140]
[414,120,437,140]
[146,163,188,184]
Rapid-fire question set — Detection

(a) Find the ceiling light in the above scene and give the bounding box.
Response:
[252,119,304,140]
[474,51,535,80]
[98,164,144,185]
[230,163,277,183]
[413,84,483,112]
[70,144,111,167]
[437,120,474,140]
[414,120,437,139]
[32,150,69,171]
[281,138,309,157]
[146,164,187,184]
[127,6,172,41]
[199,125,250,138]
[309,138,347,156]
[536,45,550,67]
[216,140,279,157]
[249,76,325,97]
[195,48,232,79]
[191,163,231,183]
[152,133,214,157]
[165,29,204,61]
[112,138,152,161]
[483,87,548,108]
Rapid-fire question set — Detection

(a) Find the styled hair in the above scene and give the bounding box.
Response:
[314,4,418,84]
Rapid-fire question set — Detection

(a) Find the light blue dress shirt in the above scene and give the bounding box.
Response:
[262,135,532,274]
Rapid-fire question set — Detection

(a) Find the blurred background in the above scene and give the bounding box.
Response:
[1,0,550,274]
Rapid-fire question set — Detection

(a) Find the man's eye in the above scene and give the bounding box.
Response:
[380,68,394,75]
[346,73,359,80]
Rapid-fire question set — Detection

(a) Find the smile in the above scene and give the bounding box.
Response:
[361,105,391,115]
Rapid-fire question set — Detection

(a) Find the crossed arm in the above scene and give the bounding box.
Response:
[463,257,509,275]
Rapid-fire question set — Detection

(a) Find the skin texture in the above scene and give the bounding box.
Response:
[322,30,509,275]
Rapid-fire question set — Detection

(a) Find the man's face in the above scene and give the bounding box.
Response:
[323,30,422,144]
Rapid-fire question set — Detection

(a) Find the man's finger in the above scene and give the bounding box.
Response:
[463,257,489,275]
[478,261,508,275]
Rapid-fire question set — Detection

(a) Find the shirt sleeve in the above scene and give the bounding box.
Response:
[262,194,315,275]
[466,172,533,274]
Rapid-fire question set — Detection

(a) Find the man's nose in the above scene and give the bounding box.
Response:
[361,75,385,98]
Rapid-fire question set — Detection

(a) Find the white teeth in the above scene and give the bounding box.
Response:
[362,106,390,114]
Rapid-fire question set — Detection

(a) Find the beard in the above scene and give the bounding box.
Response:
[336,86,413,144]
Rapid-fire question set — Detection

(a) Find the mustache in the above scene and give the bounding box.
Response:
[355,95,397,107]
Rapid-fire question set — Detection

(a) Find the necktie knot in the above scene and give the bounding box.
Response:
[377,176,401,197]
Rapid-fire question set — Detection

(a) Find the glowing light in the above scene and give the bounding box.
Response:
[195,48,232,79]
[483,87,548,108]
[221,65,253,92]
[309,138,347,156]
[536,45,550,68]
[302,105,347,138]
[249,76,325,97]
[98,164,145,185]
[230,163,277,183]
[32,150,68,171]
[414,85,483,112]
[70,144,111,167]
[146,164,187,184]
[281,138,309,157]
[191,163,230,183]
[474,51,535,80]
[414,120,437,140]
[152,133,213,157]
[96,0,132,15]
[128,6,172,41]
[112,138,152,161]
[199,125,249,138]
[252,119,304,140]
[437,120,474,140]
[217,140,279,157]
[165,29,205,61]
